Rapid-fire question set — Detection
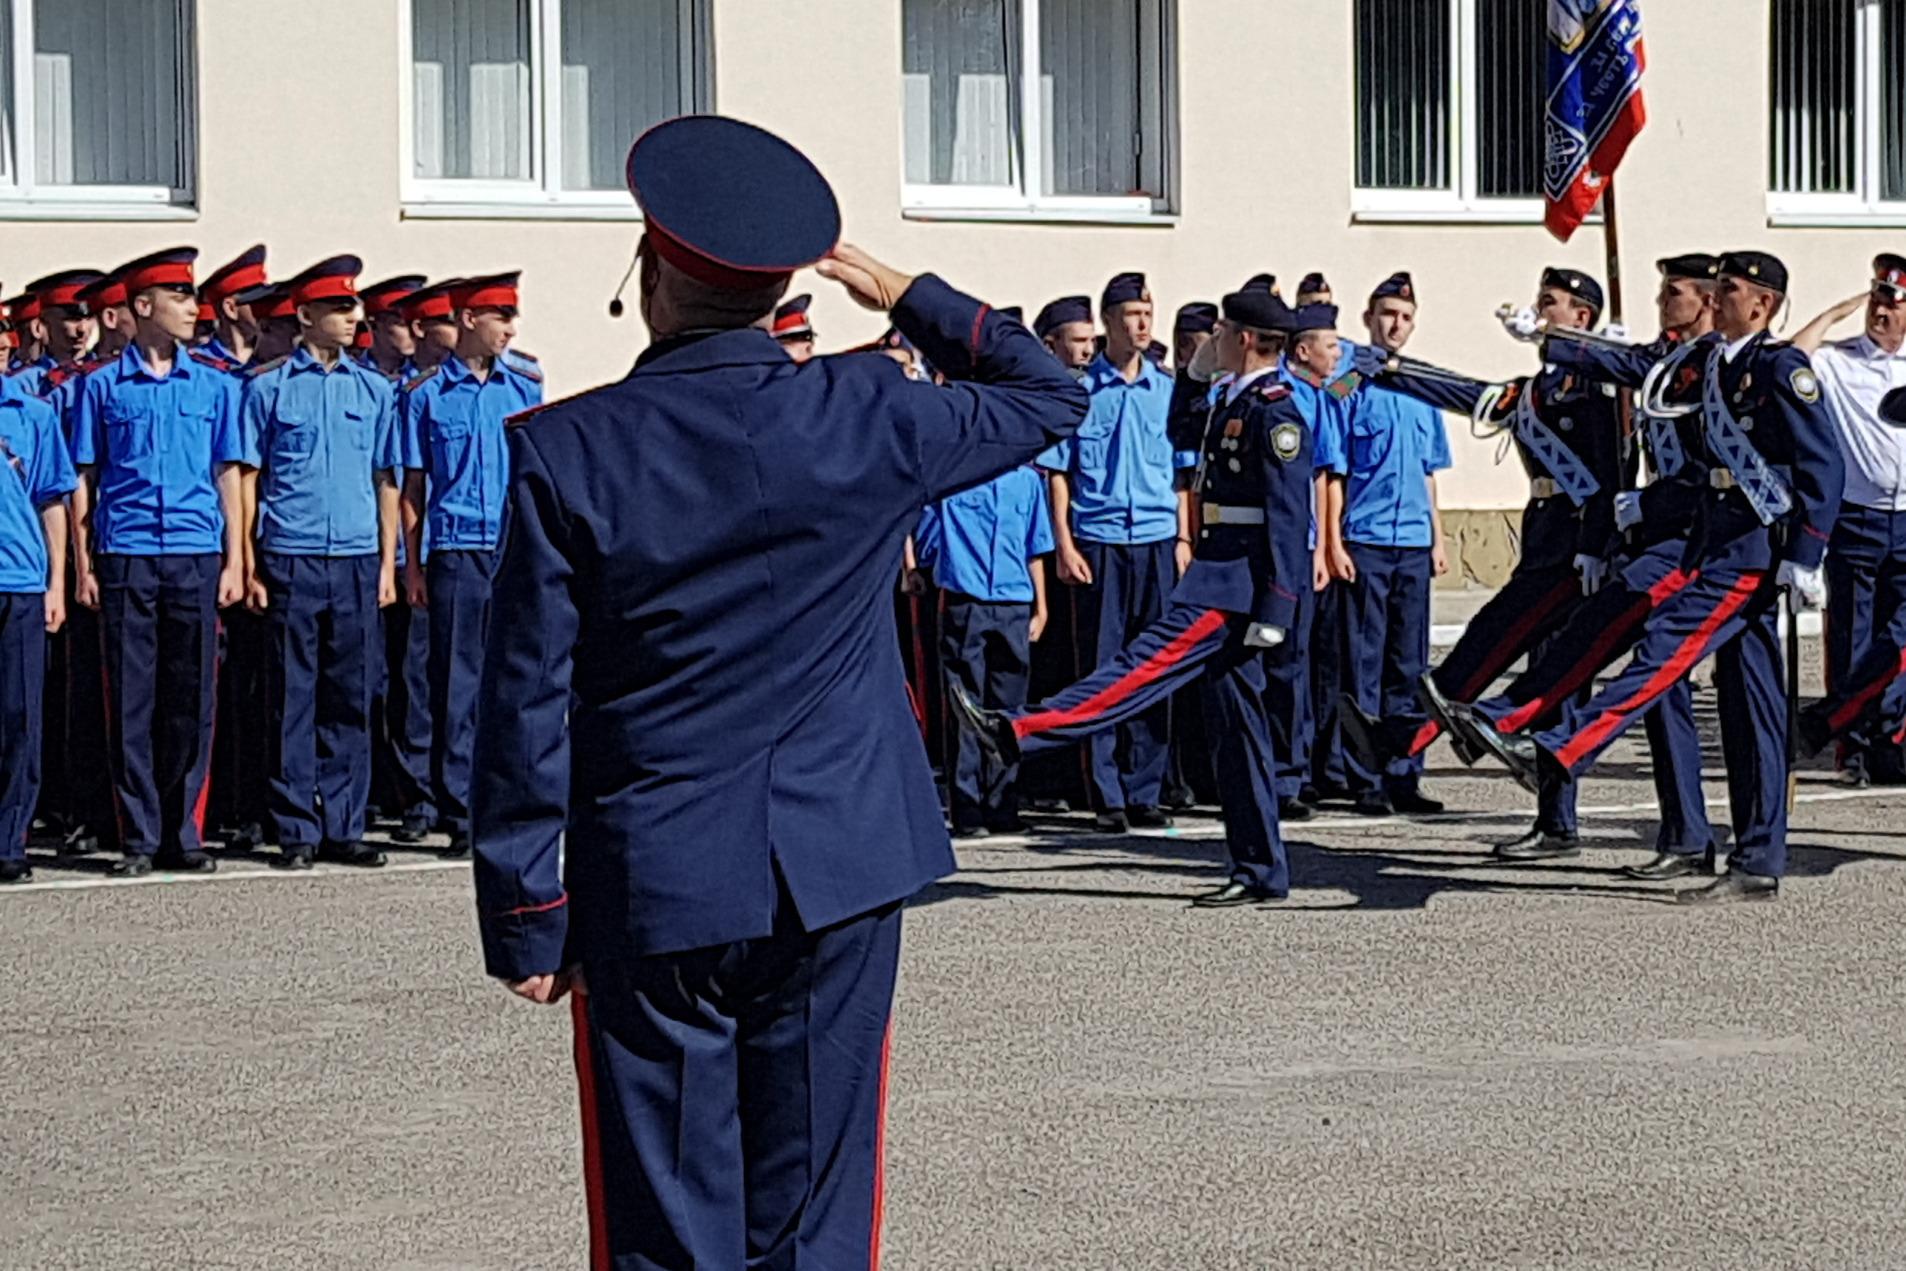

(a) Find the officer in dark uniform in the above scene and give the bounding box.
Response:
[1341,267,1626,858]
[471,115,1086,1270]
[953,278,1315,906]
[1458,251,1844,904]
[770,292,817,362]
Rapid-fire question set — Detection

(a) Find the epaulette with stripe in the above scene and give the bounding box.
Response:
[503,349,543,383]
[402,365,443,394]
[1254,380,1292,402]
[190,349,242,375]
[505,389,583,428]
[243,355,289,378]
[1326,370,1365,399]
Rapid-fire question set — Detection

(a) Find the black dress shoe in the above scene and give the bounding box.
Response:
[392,813,433,844]
[1278,796,1315,822]
[1127,805,1174,830]
[275,848,314,871]
[1623,850,1703,880]
[1191,880,1281,908]
[320,842,388,868]
[59,824,99,857]
[226,821,264,853]
[1676,873,1779,905]
[1353,791,1393,817]
[1494,828,1581,861]
[1795,703,1833,761]
[0,858,32,884]
[1840,767,1872,790]
[950,823,991,840]
[441,836,472,861]
[1093,810,1130,834]
[1389,788,1445,816]
[1452,705,1546,795]
[162,851,217,874]
[944,675,1023,765]
[984,814,1029,834]
[1336,694,1391,774]
[109,854,155,879]
[1416,674,1480,765]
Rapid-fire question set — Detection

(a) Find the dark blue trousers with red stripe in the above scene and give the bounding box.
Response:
[1806,639,1906,755]
[0,592,46,861]
[1014,602,1288,895]
[569,895,900,1270]
[1823,501,1906,779]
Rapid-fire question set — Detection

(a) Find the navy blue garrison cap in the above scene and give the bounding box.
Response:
[1298,272,1331,297]
[1145,339,1168,365]
[1220,278,1293,333]
[1540,266,1604,317]
[1243,273,1281,298]
[1291,303,1339,335]
[1035,295,1093,337]
[1657,253,1722,282]
[627,115,840,290]
[1101,272,1149,312]
[1720,250,1789,296]
[1174,301,1218,335]
[1369,271,1415,305]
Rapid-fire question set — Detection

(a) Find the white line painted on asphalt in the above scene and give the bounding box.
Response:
[4,782,1901,898]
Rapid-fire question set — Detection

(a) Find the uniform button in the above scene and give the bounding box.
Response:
[1200,530,1210,540]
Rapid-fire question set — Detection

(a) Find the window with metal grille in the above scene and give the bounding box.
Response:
[0,0,196,214]
[1353,0,1546,219]
[901,0,1177,220]
[404,0,713,215]
[1769,0,1906,219]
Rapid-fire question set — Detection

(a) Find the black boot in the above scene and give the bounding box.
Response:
[108,854,154,879]
[1278,796,1315,822]
[1126,805,1174,830]
[1388,786,1446,816]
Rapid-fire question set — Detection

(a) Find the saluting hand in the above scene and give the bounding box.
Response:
[816,243,916,313]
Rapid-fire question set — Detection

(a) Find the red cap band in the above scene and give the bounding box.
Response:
[451,282,519,311]
[196,300,215,323]
[258,292,296,322]
[647,219,790,291]
[772,310,811,336]
[290,275,358,306]
[203,263,267,302]
[403,294,454,321]
[38,282,91,309]
[10,296,39,323]
[124,260,196,293]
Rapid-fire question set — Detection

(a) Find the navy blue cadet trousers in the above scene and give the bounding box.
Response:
[1342,543,1433,795]
[374,597,436,824]
[1824,501,1906,780]
[1068,537,1175,812]
[938,594,1032,828]
[427,548,498,837]
[0,592,46,860]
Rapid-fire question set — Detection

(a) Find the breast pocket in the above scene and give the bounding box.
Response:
[103,402,156,463]
[274,410,317,461]
[342,406,373,454]
[1075,423,1111,476]
[1350,415,1387,471]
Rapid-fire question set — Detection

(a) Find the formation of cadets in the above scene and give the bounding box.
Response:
[4,238,1905,909]
[0,247,540,882]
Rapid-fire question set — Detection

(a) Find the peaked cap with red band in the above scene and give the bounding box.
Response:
[4,294,37,324]
[626,115,840,291]
[361,274,428,317]
[400,279,459,323]
[28,269,107,312]
[451,272,521,312]
[78,268,130,313]
[1875,253,1906,300]
[772,293,815,340]
[286,255,363,306]
[120,247,199,295]
[237,282,295,323]
[201,244,268,302]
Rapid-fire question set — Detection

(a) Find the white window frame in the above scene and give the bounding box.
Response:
[900,0,1178,226]
[0,0,198,221]
[1350,0,1546,225]
[398,0,711,221]
[1767,0,1906,226]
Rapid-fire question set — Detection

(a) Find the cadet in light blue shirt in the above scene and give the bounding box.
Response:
[1316,272,1452,814]
[68,247,246,877]
[399,272,542,856]
[1035,272,1188,831]
[0,376,77,883]
[11,270,102,398]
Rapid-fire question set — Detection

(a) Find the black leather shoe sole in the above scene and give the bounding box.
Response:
[1622,851,1703,880]
[1417,675,1481,765]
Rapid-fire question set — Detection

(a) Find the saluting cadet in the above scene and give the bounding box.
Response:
[401,272,541,860]
[70,248,247,878]
[1458,251,1844,904]
[357,275,428,382]
[471,115,1085,1269]
[915,462,1054,836]
[1034,295,1096,375]
[238,256,401,871]
[197,245,268,370]
[954,278,1314,905]
[1341,268,1625,857]
[0,369,76,884]
[1037,272,1188,832]
[770,292,817,362]
[1317,276,1453,816]
[1789,254,1906,785]
[12,270,102,397]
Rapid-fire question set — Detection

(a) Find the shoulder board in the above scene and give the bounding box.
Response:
[44,364,77,389]
[508,348,540,363]
[1254,380,1292,403]
[505,354,543,383]
[1326,371,1364,399]
[402,365,443,394]
[190,350,240,374]
[243,355,289,378]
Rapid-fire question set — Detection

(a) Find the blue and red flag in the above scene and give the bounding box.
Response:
[1544,0,1647,241]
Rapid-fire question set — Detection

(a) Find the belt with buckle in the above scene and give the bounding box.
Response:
[1709,468,1739,490]
[1202,503,1265,526]
[1529,477,1560,499]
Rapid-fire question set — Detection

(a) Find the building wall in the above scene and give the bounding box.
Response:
[3,0,1899,532]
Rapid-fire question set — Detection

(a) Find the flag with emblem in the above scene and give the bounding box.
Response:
[1544,0,1647,242]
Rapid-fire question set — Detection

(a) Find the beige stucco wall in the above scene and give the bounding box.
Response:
[2,0,1899,518]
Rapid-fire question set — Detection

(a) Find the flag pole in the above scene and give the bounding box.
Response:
[1600,176,1625,326]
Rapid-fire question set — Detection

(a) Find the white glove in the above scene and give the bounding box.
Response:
[1777,560,1827,609]
[1574,553,1609,596]
[1602,322,1631,343]
[1244,623,1287,649]
[1499,305,1541,343]
[1613,491,1644,531]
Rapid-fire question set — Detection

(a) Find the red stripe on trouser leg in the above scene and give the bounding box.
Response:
[1409,573,1581,758]
[1016,609,1230,736]
[192,635,221,838]
[1497,568,1697,734]
[869,1019,894,1271]
[570,992,613,1271]
[1826,645,1906,735]
[1554,572,1764,770]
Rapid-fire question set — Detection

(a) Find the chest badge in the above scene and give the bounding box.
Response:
[1223,417,1244,439]
[1790,367,1820,403]
[1270,422,1302,461]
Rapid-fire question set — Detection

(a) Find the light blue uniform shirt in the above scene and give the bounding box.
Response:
[241,347,403,556]
[1035,353,1184,545]
[401,356,543,552]
[915,465,1054,604]
[7,355,57,398]
[0,376,77,592]
[70,344,245,556]
[1316,356,1452,549]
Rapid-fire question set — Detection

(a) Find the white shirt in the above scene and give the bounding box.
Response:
[1223,364,1276,405]
[1813,334,1906,510]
